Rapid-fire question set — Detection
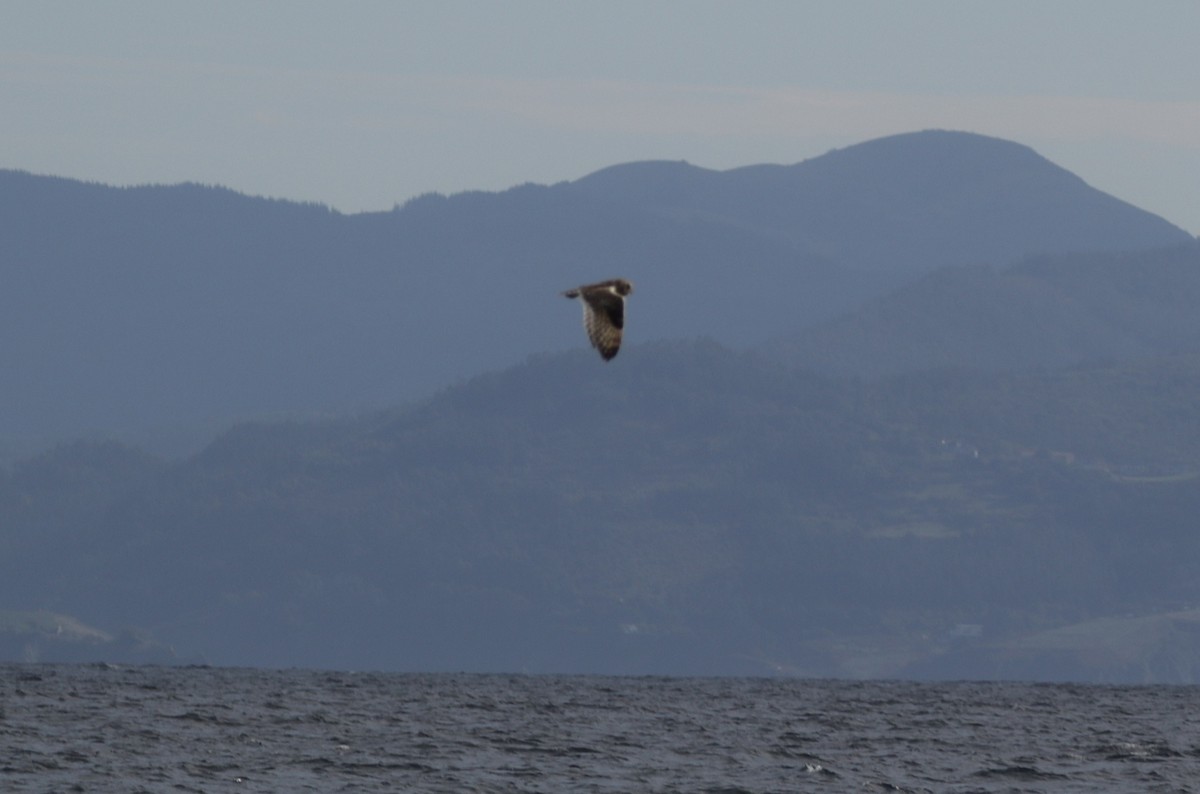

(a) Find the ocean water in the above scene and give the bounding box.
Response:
[3,663,1199,793]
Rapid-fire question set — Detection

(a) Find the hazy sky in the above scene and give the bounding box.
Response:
[3,1,1199,232]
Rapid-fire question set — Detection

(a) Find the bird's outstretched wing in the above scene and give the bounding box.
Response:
[581,290,625,360]
[563,278,633,361]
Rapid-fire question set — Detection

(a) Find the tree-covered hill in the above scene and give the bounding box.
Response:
[4,341,1200,680]
[763,242,1200,376]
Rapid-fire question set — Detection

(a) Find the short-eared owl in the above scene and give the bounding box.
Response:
[562,278,634,361]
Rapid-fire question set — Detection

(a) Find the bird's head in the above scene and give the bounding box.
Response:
[613,279,634,296]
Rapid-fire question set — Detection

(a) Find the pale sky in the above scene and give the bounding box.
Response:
[3,1,1199,232]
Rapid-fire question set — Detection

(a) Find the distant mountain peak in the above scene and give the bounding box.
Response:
[567,129,1190,274]
[800,128,1080,191]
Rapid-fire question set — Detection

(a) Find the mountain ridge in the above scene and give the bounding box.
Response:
[564,130,1191,273]
[3,130,1191,457]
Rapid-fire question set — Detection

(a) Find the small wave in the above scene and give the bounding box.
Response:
[972,764,1070,781]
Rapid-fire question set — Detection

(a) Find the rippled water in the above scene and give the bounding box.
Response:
[3,663,1200,792]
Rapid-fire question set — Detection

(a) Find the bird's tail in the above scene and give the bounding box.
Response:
[563,289,580,299]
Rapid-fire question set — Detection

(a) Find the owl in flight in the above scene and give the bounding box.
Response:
[562,278,634,361]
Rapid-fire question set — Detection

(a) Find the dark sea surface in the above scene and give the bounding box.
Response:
[3,663,1200,793]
